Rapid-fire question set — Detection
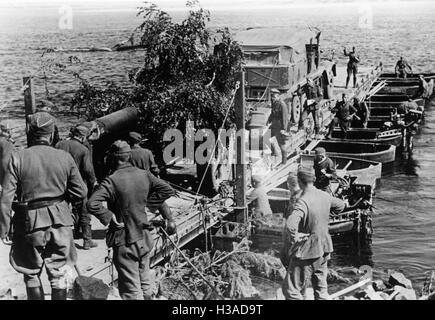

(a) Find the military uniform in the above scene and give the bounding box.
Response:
[128,131,160,176]
[300,82,323,134]
[0,112,87,299]
[282,179,345,300]
[87,141,174,300]
[269,90,289,164]
[395,59,412,79]
[344,48,359,88]
[326,99,357,138]
[131,146,159,173]
[56,127,97,248]
[313,156,336,192]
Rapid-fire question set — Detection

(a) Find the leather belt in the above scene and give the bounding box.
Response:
[27,195,65,210]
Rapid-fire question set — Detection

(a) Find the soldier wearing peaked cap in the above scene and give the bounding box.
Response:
[281,165,345,300]
[0,112,88,300]
[87,140,176,300]
[56,123,98,250]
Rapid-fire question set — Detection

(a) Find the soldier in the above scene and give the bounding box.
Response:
[87,140,176,300]
[56,124,98,250]
[398,98,420,114]
[268,88,289,165]
[36,106,60,146]
[0,122,15,189]
[247,174,272,219]
[126,132,174,229]
[300,78,323,137]
[313,147,336,193]
[127,131,160,177]
[413,75,429,99]
[343,47,360,89]
[0,112,87,300]
[281,166,345,300]
[325,93,358,139]
[352,97,370,129]
[395,57,413,79]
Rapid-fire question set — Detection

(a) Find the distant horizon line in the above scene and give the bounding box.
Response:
[1,0,434,11]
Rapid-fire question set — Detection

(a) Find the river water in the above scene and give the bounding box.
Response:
[0,1,434,287]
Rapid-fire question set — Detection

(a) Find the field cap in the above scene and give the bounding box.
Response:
[128,131,142,143]
[270,88,280,94]
[297,165,315,183]
[28,112,55,136]
[111,140,131,155]
[71,124,90,138]
[315,147,326,155]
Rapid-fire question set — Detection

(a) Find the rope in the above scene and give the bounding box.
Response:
[190,80,240,207]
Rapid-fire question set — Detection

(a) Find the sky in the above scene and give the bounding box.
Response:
[0,0,431,10]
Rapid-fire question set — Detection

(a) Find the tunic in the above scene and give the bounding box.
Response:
[284,187,345,260]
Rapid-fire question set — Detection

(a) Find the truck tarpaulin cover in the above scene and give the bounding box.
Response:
[235,28,315,65]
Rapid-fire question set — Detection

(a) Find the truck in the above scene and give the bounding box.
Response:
[234,27,335,129]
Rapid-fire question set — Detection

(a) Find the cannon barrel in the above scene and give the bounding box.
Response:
[94,107,138,137]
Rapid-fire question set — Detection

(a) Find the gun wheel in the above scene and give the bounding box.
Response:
[291,95,301,124]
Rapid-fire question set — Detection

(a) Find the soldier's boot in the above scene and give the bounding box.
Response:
[82,224,98,250]
[26,286,45,300]
[51,288,67,300]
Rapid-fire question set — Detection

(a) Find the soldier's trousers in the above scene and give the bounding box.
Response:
[72,199,92,239]
[271,129,287,165]
[113,238,153,300]
[10,225,77,289]
[300,105,320,134]
[282,254,329,300]
[327,118,350,137]
[397,70,408,79]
